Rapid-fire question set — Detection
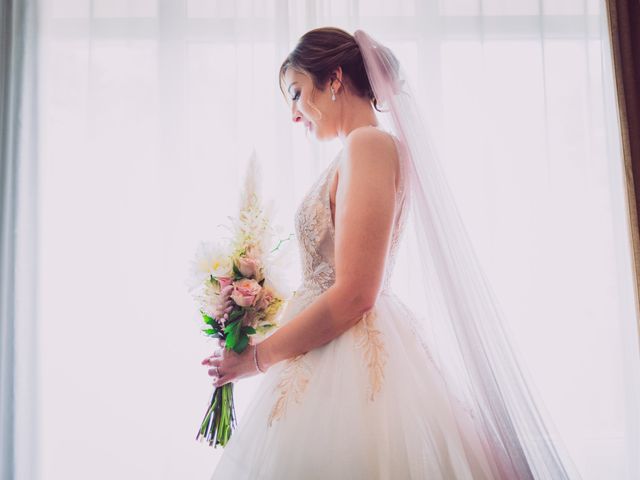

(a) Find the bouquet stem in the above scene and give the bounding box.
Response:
[196,381,237,447]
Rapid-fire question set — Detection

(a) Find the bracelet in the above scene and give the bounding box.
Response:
[253,343,266,373]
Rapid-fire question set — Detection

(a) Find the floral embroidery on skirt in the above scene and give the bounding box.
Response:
[267,353,312,427]
[352,309,388,402]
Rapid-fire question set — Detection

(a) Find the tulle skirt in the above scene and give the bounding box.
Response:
[209,286,502,480]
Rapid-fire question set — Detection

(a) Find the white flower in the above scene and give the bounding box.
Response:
[185,240,232,293]
[191,281,222,319]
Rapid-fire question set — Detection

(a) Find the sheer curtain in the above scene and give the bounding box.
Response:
[1,1,39,480]
[28,0,639,478]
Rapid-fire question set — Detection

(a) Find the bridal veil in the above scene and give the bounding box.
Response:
[353,28,582,480]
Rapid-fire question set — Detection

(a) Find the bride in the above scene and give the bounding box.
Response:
[202,27,582,479]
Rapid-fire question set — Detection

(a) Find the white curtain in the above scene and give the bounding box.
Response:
[23,0,638,478]
[1,1,39,480]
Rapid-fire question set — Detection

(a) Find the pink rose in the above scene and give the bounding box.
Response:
[255,286,274,310]
[237,256,261,279]
[231,278,262,308]
[217,276,233,289]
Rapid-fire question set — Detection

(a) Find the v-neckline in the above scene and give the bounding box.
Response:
[326,150,343,238]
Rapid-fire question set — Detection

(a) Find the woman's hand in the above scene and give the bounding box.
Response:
[201,338,263,388]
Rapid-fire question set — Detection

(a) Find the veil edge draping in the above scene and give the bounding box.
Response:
[353,28,582,480]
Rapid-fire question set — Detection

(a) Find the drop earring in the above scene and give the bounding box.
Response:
[331,86,336,101]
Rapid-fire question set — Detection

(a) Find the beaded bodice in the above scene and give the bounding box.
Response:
[293,134,408,297]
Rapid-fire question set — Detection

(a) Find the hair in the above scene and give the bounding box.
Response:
[278,27,399,113]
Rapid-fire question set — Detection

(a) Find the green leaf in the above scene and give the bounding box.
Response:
[234,334,249,353]
[229,309,243,321]
[202,328,216,336]
[223,319,242,349]
[242,326,256,335]
[223,320,238,334]
[232,262,242,279]
[201,312,214,325]
[224,329,237,349]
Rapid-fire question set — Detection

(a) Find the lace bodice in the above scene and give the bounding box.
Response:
[293,133,408,297]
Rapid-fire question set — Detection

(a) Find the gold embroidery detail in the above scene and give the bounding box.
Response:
[293,158,340,292]
[267,354,312,427]
[353,309,388,401]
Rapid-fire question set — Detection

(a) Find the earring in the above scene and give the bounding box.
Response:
[331,87,336,101]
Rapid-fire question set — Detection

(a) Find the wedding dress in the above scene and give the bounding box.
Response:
[210,130,505,479]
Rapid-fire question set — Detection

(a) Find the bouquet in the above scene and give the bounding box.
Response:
[186,150,292,447]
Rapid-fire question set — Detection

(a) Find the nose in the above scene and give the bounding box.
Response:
[291,104,303,124]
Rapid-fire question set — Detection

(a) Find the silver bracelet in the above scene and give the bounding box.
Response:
[253,343,265,373]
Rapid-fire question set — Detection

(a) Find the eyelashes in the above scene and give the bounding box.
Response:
[292,91,300,102]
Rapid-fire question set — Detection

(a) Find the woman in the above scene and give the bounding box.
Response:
[202,27,581,479]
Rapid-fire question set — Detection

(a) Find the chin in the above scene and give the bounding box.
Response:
[312,126,330,142]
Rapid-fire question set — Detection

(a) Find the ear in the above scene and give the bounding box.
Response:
[330,66,344,94]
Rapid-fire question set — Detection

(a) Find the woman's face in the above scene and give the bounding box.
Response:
[283,68,336,140]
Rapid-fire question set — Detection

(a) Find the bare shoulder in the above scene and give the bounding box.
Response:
[339,126,399,183]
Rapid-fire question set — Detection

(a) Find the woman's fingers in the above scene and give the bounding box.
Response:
[200,347,224,365]
[213,370,232,387]
[210,365,233,386]
[206,356,221,368]
[200,356,216,365]
[213,376,229,388]
[199,338,248,388]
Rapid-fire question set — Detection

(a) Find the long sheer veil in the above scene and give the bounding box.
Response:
[353,29,582,479]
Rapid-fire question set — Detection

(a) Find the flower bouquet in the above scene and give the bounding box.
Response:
[186,150,292,447]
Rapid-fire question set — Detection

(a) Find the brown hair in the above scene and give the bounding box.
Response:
[278,27,395,113]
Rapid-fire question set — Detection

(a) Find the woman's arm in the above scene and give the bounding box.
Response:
[204,127,400,384]
[258,127,400,371]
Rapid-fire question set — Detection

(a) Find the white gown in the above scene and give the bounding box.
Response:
[210,137,504,479]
